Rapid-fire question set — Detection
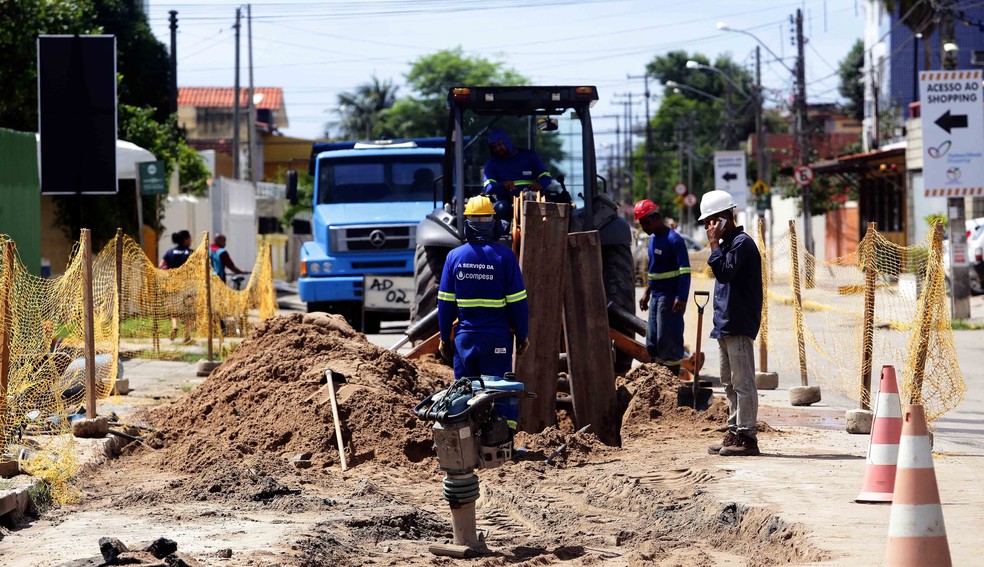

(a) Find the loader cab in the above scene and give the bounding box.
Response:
[438,86,603,237]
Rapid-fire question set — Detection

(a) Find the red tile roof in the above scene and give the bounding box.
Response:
[178,87,284,110]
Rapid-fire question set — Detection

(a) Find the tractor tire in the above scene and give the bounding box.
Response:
[411,244,450,340]
[602,243,637,375]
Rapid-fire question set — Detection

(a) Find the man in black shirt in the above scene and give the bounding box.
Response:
[700,190,763,457]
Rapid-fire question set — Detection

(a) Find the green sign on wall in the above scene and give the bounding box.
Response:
[139,160,167,195]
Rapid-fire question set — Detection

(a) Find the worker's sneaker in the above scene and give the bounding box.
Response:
[719,432,760,456]
[707,431,738,454]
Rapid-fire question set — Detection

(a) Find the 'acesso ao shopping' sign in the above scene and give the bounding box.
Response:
[919,70,984,197]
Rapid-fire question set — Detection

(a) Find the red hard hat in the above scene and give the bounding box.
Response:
[633,199,659,221]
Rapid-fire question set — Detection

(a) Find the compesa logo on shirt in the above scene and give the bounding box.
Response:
[494,347,507,354]
[523,170,532,176]
[456,262,495,281]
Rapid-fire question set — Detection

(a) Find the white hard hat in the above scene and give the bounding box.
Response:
[697,190,737,222]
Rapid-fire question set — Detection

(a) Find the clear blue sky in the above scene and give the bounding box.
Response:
[147,0,866,153]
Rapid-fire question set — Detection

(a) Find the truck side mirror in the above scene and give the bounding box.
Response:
[536,117,559,131]
[286,169,298,205]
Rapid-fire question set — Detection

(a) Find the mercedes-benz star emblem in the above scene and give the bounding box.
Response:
[368,230,387,248]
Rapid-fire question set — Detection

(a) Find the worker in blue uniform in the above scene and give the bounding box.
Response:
[482,128,553,221]
[438,195,530,429]
[635,199,691,377]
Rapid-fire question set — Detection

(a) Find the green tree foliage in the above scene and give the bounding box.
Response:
[329,75,398,139]
[378,47,529,138]
[94,0,172,120]
[374,47,564,175]
[631,51,756,213]
[0,0,97,131]
[838,40,865,121]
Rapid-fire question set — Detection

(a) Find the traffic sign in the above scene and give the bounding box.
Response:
[684,193,698,208]
[750,179,770,196]
[919,69,984,197]
[713,151,748,205]
[674,182,688,196]
[793,164,814,187]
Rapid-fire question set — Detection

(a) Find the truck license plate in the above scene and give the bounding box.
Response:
[363,275,414,312]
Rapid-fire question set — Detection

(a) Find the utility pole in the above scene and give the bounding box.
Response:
[795,8,813,256]
[247,4,257,183]
[168,11,178,115]
[939,0,970,317]
[628,73,654,197]
[232,7,242,180]
[613,94,642,201]
[754,45,771,244]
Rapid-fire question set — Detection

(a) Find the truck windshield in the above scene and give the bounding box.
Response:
[317,155,442,204]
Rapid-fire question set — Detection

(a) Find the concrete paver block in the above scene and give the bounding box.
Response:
[72,416,110,438]
[789,385,822,406]
[755,371,779,390]
[196,360,222,377]
[845,409,873,434]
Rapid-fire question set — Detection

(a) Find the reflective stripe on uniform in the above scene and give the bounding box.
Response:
[456,298,507,308]
[438,291,456,302]
[537,171,551,180]
[483,178,496,188]
[506,419,518,430]
[505,289,527,303]
[648,267,690,280]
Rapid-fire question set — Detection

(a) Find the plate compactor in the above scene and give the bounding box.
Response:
[414,374,536,558]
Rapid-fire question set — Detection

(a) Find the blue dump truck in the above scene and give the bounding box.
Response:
[287,138,444,332]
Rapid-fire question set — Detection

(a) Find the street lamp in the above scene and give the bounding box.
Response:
[664,80,723,102]
[716,22,795,74]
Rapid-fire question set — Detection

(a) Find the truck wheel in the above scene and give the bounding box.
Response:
[411,245,449,339]
[602,243,637,375]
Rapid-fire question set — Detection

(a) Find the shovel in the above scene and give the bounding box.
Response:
[677,291,713,411]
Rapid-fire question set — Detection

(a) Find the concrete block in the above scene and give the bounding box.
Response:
[0,484,30,516]
[755,371,779,390]
[72,416,110,438]
[845,409,873,434]
[789,385,822,406]
[196,360,222,377]
[112,379,130,395]
[0,460,19,478]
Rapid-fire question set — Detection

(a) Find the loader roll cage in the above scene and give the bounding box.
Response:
[441,86,600,233]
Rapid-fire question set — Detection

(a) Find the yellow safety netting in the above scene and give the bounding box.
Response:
[1,231,276,503]
[759,221,963,422]
[688,221,963,422]
[111,233,277,362]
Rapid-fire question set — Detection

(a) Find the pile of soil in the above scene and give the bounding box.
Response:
[619,363,731,442]
[513,425,613,466]
[143,313,451,476]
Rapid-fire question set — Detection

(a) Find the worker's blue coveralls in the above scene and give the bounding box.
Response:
[437,223,529,428]
[646,230,692,366]
[483,129,552,220]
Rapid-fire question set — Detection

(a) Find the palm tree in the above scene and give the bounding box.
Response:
[329,76,398,140]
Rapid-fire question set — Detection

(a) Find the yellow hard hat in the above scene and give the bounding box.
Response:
[464,195,495,216]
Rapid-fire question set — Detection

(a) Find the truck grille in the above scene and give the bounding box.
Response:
[330,224,416,253]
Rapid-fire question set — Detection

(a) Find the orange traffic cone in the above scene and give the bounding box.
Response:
[856,365,903,503]
[884,404,951,567]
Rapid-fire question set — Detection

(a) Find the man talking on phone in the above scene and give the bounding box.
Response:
[699,190,763,457]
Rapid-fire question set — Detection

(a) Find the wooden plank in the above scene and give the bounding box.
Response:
[563,231,618,446]
[82,229,97,418]
[205,231,214,362]
[516,201,570,433]
[406,331,441,359]
[610,329,650,363]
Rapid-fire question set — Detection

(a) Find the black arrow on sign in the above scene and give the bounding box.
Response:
[935,110,968,133]
[722,171,738,182]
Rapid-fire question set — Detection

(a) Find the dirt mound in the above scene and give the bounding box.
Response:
[144,313,449,475]
[619,364,731,442]
[513,425,613,466]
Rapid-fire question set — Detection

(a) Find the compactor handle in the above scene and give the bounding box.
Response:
[694,290,710,312]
